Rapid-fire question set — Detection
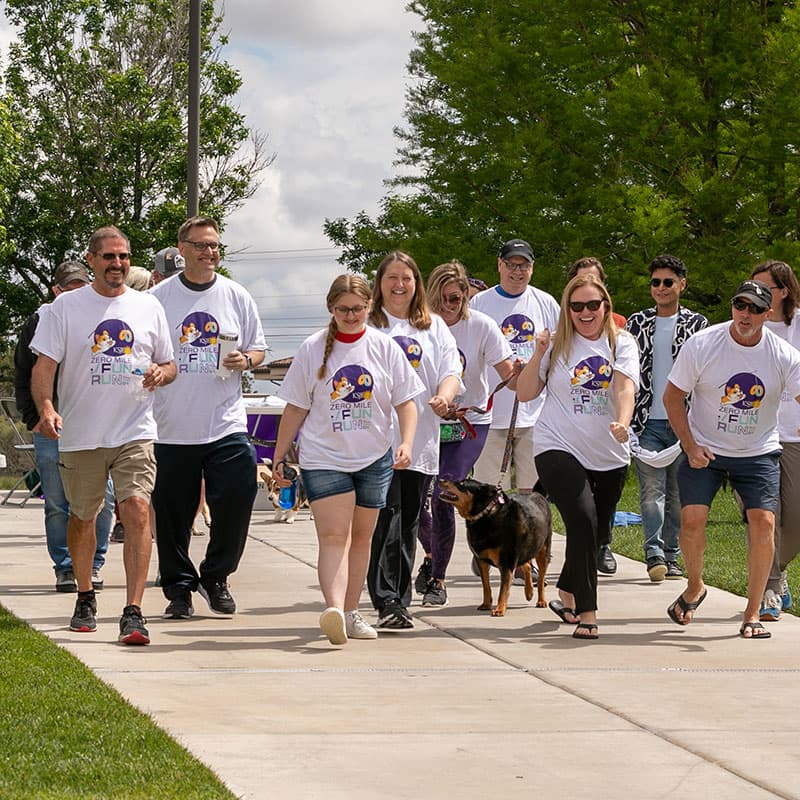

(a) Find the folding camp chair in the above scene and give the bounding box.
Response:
[0,396,42,506]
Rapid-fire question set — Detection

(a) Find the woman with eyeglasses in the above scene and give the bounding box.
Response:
[366,251,463,629]
[750,260,800,621]
[517,274,639,640]
[273,274,423,645]
[414,260,516,606]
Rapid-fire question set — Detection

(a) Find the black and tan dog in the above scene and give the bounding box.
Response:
[439,478,551,616]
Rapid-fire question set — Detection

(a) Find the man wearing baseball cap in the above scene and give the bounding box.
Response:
[664,277,800,639]
[470,238,560,494]
[13,261,114,593]
[152,246,184,284]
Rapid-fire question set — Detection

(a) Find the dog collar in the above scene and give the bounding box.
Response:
[464,490,506,522]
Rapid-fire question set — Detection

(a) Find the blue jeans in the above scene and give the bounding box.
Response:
[33,432,113,574]
[633,419,680,562]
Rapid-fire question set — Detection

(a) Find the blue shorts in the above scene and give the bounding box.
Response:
[677,451,780,513]
[301,449,394,508]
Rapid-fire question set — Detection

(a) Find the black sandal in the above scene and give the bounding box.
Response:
[739,621,771,640]
[572,623,598,640]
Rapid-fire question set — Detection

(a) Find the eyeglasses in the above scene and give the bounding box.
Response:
[97,252,131,261]
[502,259,532,272]
[182,240,222,252]
[732,300,768,315]
[333,304,368,316]
[650,277,676,288]
[569,299,604,312]
[441,293,464,306]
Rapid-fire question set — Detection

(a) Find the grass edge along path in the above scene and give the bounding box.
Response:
[0,605,237,800]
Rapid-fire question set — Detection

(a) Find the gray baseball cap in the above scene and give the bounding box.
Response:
[53,261,90,288]
[154,247,185,277]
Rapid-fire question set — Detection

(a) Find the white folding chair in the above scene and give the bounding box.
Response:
[0,396,42,506]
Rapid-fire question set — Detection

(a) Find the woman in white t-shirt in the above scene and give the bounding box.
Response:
[751,259,800,619]
[366,251,463,629]
[517,274,639,641]
[273,274,422,645]
[415,260,515,606]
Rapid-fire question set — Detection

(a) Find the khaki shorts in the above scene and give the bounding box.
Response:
[60,440,156,520]
[472,426,538,491]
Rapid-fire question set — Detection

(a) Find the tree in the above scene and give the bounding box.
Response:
[1,0,273,332]
[326,0,800,321]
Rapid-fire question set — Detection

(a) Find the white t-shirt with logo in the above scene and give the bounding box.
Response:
[371,311,464,475]
[30,285,174,451]
[470,285,560,428]
[668,322,800,457]
[766,314,800,444]
[150,274,267,444]
[279,327,425,471]
[534,331,640,470]
[447,310,513,425]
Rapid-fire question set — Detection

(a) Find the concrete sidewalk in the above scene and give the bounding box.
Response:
[1,495,798,800]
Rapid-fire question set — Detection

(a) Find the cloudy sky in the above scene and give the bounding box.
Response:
[0,1,419,364]
[214,2,419,363]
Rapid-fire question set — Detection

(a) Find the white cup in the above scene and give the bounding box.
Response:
[216,332,238,378]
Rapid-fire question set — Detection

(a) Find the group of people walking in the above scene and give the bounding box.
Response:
[15,228,800,646]
[277,240,800,645]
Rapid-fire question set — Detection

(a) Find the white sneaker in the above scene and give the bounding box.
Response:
[319,607,347,644]
[345,609,377,639]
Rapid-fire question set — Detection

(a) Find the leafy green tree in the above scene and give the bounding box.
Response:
[326,0,800,321]
[1,0,273,331]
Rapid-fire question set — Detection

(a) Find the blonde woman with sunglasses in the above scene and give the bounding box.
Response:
[517,274,639,641]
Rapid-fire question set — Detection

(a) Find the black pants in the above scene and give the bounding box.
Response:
[367,469,427,612]
[535,449,627,615]
[153,432,257,599]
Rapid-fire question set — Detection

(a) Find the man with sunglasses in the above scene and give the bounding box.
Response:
[625,255,708,582]
[30,226,176,645]
[150,216,267,621]
[664,279,800,639]
[470,238,560,494]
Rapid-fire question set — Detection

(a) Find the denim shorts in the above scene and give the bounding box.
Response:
[301,449,394,508]
[677,451,780,513]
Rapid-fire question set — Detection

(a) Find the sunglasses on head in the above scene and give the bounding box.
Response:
[650,277,676,288]
[732,299,768,315]
[569,299,604,312]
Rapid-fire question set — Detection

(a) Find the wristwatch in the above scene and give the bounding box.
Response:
[245,354,253,371]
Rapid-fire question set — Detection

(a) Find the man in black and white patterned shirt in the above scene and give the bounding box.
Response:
[625,255,707,582]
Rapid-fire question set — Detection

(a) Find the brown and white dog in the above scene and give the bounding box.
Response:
[439,478,552,616]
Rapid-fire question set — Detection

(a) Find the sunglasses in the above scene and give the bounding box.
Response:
[732,299,768,315]
[502,259,532,272]
[441,292,464,306]
[333,304,367,316]
[98,252,131,261]
[569,299,604,312]
[650,277,676,288]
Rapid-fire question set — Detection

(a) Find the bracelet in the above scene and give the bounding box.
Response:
[245,354,253,371]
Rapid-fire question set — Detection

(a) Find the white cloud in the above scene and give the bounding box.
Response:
[0,1,419,362]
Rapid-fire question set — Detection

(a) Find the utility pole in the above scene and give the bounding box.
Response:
[187,0,201,218]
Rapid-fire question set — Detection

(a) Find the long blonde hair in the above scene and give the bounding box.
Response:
[368,251,432,330]
[317,274,372,379]
[427,260,470,321]
[548,274,618,379]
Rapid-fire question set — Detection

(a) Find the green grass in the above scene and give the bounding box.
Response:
[0,606,236,800]
[553,471,799,615]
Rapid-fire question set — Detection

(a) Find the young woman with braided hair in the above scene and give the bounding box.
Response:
[273,274,422,645]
